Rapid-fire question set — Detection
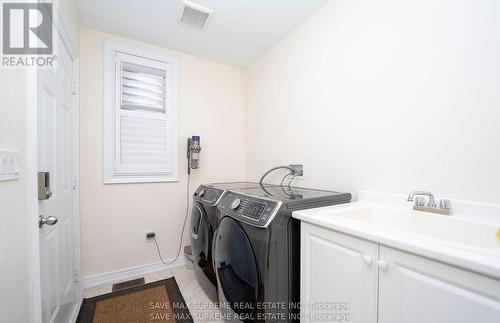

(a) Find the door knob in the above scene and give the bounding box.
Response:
[377,260,388,270]
[362,255,373,265]
[39,215,58,227]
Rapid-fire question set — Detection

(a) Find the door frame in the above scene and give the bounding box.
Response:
[27,6,81,323]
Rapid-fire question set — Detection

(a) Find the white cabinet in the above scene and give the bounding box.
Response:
[300,222,378,323]
[301,222,500,323]
[378,246,500,323]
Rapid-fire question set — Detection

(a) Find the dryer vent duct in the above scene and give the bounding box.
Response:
[179,1,214,30]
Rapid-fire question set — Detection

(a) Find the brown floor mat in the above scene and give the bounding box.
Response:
[76,277,193,323]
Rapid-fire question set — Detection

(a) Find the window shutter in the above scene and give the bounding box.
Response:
[121,62,166,112]
[104,42,178,183]
[114,52,172,175]
[117,113,170,173]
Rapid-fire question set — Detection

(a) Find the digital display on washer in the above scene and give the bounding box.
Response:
[244,201,266,219]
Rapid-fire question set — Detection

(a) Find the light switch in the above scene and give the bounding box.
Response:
[0,149,21,181]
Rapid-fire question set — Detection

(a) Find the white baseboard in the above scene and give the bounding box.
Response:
[83,257,186,289]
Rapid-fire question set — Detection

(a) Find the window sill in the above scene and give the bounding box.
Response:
[103,175,180,184]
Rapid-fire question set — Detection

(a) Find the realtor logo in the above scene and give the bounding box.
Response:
[2,2,53,55]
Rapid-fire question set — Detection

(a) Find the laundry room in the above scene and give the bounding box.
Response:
[1,0,500,322]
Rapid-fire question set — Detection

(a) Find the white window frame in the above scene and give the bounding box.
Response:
[104,41,179,183]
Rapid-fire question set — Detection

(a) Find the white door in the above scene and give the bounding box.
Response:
[37,30,79,323]
[300,223,378,323]
[378,246,500,323]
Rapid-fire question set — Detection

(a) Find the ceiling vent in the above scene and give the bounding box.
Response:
[179,1,214,30]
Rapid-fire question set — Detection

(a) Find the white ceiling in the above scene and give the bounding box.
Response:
[76,0,327,68]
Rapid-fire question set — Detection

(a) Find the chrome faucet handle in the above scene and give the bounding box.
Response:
[414,196,426,206]
[407,191,435,207]
[439,199,451,209]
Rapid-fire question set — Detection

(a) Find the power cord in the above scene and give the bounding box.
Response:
[153,173,191,265]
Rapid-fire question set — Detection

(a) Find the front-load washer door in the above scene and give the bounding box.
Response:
[214,216,259,320]
[190,202,213,270]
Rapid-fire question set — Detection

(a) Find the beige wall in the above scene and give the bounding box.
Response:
[79,28,246,277]
[245,0,500,203]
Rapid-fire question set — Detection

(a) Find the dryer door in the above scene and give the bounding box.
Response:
[214,216,259,318]
[190,202,213,270]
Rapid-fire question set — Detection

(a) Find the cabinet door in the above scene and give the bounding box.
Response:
[379,246,500,323]
[301,223,378,323]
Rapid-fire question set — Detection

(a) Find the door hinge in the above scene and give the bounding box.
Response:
[73,269,80,283]
[71,81,78,96]
[72,178,77,190]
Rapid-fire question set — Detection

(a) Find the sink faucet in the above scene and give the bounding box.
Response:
[407,191,452,215]
[407,191,435,207]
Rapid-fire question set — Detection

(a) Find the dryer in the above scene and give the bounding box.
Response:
[213,186,351,322]
[189,182,270,301]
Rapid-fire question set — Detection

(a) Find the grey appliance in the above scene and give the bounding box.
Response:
[190,182,272,301]
[213,186,351,322]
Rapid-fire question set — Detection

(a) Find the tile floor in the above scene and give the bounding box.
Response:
[83,265,223,323]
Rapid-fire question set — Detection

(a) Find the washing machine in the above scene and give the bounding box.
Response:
[190,182,271,301]
[213,186,351,322]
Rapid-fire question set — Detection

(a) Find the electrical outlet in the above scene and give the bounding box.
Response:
[289,164,304,177]
[146,231,156,241]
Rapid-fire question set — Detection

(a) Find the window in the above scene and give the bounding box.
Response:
[104,42,179,183]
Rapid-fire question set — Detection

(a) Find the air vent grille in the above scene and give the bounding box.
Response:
[180,1,213,30]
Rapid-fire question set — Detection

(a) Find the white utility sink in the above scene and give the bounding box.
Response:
[325,206,500,251]
[293,191,500,279]
[297,192,500,322]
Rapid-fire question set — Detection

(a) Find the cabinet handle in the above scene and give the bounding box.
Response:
[362,255,373,265]
[377,260,388,270]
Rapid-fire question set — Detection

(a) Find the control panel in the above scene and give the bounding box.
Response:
[193,185,224,206]
[218,191,282,228]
